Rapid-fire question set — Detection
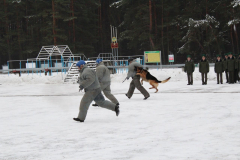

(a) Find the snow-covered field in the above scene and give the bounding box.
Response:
[0,68,240,160]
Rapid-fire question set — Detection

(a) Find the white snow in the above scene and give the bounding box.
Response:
[0,68,240,160]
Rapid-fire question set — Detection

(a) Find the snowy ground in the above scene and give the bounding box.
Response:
[0,68,240,160]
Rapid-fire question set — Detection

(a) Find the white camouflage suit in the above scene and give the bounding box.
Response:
[96,62,119,104]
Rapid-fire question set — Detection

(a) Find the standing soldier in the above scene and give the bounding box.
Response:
[234,54,239,83]
[235,54,240,83]
[214,54,224,84]
[227,52,235,84]
[223,53,229,83]
[92,59,119,106]
[199,54,209,85]
[73,60,120,123]
[125,58,150,100]
[184,55,195,85]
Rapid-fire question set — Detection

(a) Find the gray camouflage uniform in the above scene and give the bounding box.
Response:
[77,64,116,121]
[126,60,150,98]
[96,62,119,104]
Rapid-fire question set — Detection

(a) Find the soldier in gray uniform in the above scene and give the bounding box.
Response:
[92,59,119,106]
[73,60,120,122]
[125,58,150,100]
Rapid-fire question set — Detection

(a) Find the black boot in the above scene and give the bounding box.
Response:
[125,94,130,99]
[92,103,98,107]
[143,96,150,100]
[73,118,84,122]
[115,105,120,116]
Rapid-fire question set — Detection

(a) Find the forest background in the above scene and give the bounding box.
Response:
[1,0,240,67]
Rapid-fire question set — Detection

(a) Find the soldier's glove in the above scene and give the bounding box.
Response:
[79,85,84,92]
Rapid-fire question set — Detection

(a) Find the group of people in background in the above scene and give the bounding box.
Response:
[184,52,240,85]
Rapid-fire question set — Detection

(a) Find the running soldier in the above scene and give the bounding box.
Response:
[92,59,119,106]
[73,60,120,122]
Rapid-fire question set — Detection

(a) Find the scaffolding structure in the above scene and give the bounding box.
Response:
[36,45,73,61]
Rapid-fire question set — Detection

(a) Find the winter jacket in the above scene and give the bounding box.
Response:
[96,62,111,89]
[223,58,228,71]
[79,64,100,92]
[235,57,240,70]
[214,59,224,73]
[184,60,195,73]
[127,60,143,78]
[227,57,235,72]
[199,59,209,73]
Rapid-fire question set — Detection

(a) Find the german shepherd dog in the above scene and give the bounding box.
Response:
[136,67,171,93]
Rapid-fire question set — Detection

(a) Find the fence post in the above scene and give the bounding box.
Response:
[32,61,33,75]
[50,56,52,76]
[7,61,9,76]
[56,59,58,75]
[20,61,21,76]
[39,59,41,76]
[27,60,29,75]
[36,59,38,75]
[48,59,49,76]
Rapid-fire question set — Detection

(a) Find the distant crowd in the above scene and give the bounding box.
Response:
[184,52,240,85]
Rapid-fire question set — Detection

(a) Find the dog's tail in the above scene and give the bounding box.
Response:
[157,77,171,83]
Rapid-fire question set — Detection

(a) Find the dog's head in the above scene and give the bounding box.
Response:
[136,67,143,73]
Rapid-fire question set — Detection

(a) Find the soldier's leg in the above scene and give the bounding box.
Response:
[229,71,234,83]
[103,84,119,104]
[126,79,135,98]
[94,88,116,111]
[217,73,219,84]
[77,91,96,121]
[201,73,204,84]
[133,75,150,98]
[187,73,190,84]
[191,73,193,84]
[225,71,229,83]
[205,73,208,84]
[220,73,223,84]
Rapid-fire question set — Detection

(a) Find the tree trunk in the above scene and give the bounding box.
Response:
[230,26,235,54]
[52,0,57,46]
[3,0,11,67]
[149,0,154,49]
[161,0,165,64]
[71,0,76,50]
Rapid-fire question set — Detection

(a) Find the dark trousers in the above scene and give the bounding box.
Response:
[126,75,150,98]
[201,73,208,84]
[229,71,234,83]
[234,69,239,82]
[225,70,229,82]
[187,73,193,84]
[216,73,223,84]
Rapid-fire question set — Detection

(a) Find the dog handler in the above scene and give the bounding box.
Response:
[73,60,120,122]
[125,58,150,100]
[92,59,119,106]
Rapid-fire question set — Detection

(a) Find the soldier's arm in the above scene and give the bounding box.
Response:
[80,72,95,89]
[199,62,201,72]
[207,61,209,72]
[184,62,187,72]
[192,62,195,72]
[96,67,105,83]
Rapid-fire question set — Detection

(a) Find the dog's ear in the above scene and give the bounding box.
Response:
[134,66,138,71]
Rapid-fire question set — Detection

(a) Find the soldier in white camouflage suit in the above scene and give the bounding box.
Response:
[73,60,120,122]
